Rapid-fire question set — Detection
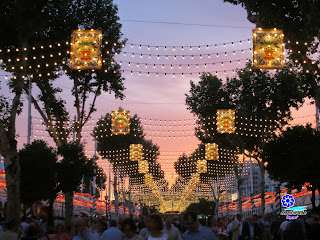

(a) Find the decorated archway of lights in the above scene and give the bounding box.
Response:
[2,27,318,214]
[30,108,317,213]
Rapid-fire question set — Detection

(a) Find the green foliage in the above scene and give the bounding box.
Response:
[223,0,320,43]
[57,142,94,193]
[174,153,196,179]
[80,166,106,198]
[19,140,58,206]
[184,198,216,216]
[185,62,306,154]
[0,95,11,131]
[263,125,320,189]
[222,0,320,107]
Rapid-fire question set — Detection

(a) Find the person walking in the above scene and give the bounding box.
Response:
[242,216,261,240]
[182,212,217,240]
[0,219,19,240]
[122,218,143,240]
[164,216,181,240]
[146,214,171,240]
[230,214,242,240]
[102,219,123,240]
[73,217,99,240]
[49,221,71,240]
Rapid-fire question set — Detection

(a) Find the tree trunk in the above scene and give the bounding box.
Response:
[64,192,74,231]
[4,153,21,233]
[113,174,119,217]
[210,181,219,216]
[47,199,54,228]
[259,162,266,217]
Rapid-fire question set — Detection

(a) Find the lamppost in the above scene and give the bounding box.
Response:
[105,195,109,219]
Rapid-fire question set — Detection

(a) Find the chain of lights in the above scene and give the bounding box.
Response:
[125,38,251,50]
[0,38,252,54]
[1,65,318,80]
[118,58,250,69]
[32,114,315,127]
[1,36,318,53]
[144,173,167,212]
[120,48,252,59]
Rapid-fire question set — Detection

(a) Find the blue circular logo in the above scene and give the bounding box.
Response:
[282,194,295,208]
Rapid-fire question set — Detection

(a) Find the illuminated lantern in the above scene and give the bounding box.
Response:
[192,173,200,183]
[205,143,219,160]
[253,29,284,69]
[217,109,235,133]
[138,160,149,174]
[111,110,130,135]
[130,144,143,161]
[196,160,207,174]
[144,173,153,184]
[71,29,102,70]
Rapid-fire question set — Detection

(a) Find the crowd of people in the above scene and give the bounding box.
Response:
[0,212,319,240]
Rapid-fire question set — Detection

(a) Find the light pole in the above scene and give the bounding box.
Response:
[27,78,32,144]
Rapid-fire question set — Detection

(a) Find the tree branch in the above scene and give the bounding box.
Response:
[0,121,12,158]
[73,78,81,123]
[31,95,62,147]
[81,86,101,127]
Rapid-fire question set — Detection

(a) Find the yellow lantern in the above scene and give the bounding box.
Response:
[217,109,235,133]
[253,28,284,69]
[205,143,219,160]
[130,144,143,161]
[138,160,149,174]
[111,110,130,135]
[144,173,153,184]
[197,160,207,174]
[71,29,102,70]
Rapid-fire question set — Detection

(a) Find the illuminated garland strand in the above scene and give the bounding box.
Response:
[120,48,252,59]
[32,114,315,126]
[125,38,251,49]
[0,37,318,53]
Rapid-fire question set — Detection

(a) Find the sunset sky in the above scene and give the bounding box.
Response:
[0,0,317,186]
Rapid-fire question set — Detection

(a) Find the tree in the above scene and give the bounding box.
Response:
[263,125,320,212]
[81,166,107,198]
[19,140,58,225]
[174,154,196,179]
[0,0,70,231]
[17,0,126,227]
[56,142,94,227]
[184,198,216,216]
[185,62,306,215]
[222,0,320,110]
[93,112,166,215]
